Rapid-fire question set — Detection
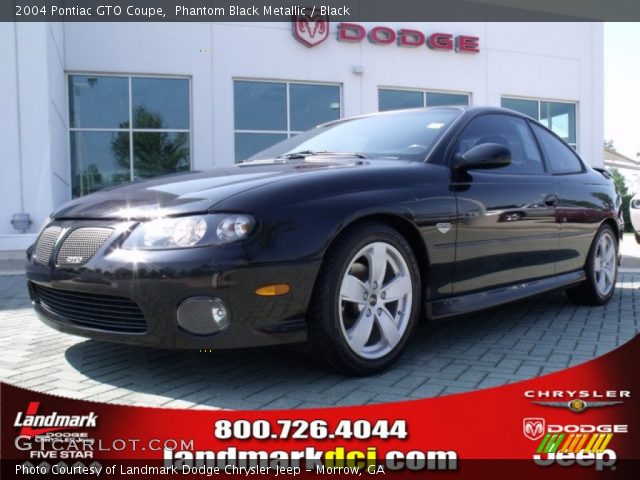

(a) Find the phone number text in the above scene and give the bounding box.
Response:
[214,419,407,440]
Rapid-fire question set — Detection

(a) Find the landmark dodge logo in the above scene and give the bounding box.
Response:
[292,12,329,47]
[14,402,98,437]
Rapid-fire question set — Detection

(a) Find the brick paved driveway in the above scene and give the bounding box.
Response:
[1,271,638,410]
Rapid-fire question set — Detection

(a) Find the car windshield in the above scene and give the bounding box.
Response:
[247,108,461,162]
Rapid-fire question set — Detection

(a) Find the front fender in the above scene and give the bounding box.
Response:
[242,188,456,298]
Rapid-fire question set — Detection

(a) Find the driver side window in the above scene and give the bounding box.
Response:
[455,114,545,174]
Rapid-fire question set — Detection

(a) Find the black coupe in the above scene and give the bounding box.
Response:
[26,107,621,375]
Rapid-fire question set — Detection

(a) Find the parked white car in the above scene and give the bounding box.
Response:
[630,193,640,243]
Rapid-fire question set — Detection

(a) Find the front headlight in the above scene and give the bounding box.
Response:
[122,214,255,250]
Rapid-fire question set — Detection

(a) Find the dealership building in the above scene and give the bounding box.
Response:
[1,21,603,250]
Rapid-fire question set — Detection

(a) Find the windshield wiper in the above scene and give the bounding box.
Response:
[277,150,368,159]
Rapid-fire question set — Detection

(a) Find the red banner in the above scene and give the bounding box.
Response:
[2,336,639,479]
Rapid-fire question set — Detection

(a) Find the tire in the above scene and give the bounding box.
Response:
[635,233,640,245]
[308,222,421,375]
[566,224,618,306]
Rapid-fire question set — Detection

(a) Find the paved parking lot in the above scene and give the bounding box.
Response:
[1,239,639,410]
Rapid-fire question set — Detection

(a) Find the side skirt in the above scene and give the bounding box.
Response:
[426,270,586,320]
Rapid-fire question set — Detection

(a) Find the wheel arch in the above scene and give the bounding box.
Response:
[601,217,621,242]
[600,217,622,266]
[320,213,430,289]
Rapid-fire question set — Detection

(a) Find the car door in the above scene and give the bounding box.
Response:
[450,113,560,294]
[529,122,603,274]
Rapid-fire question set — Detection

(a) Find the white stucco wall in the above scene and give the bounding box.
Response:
[0,23,24,245]
[0,22,70,248]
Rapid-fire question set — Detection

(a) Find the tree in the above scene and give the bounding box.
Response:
[111,106,189,180]
[608,168,633,232]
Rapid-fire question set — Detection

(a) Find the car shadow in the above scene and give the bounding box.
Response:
[64,339,336,409]
[63,290,580,410]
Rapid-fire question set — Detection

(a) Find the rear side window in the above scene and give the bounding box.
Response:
[531,122,583,174]
[453,114,544,174]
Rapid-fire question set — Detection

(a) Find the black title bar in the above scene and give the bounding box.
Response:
[3,0,640,22]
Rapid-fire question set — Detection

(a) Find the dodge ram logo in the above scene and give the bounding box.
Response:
[292,12,329,47]
[523,418,545,441]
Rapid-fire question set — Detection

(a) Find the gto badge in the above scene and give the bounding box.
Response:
[65,256,84,264]
[436,223,451,234]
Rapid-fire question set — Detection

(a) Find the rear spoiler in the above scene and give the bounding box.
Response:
[593,167,612,179]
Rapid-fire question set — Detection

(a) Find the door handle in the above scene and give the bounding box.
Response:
[544,194,559,207]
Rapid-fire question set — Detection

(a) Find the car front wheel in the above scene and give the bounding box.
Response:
[566,224,618,306]
[308,223,421,375]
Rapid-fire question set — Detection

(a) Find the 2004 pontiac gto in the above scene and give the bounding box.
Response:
[26,107,622,375]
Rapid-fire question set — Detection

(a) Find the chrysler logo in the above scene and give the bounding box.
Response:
[532,399,624,413]
[523,417,545,441]
[292,12,329,47]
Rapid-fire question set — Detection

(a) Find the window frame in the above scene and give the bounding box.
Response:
[528,119,585,176]
[378,87,471,111]
[501,95,578,150]
[233,78,343,161]
[445,112,549,175]
[67,72,193,196]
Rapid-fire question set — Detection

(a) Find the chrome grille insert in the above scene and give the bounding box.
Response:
[56,228,113,266]
[34,226,62,265]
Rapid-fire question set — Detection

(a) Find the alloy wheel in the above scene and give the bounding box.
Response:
[594,231,616,297]
[338,242,413,359]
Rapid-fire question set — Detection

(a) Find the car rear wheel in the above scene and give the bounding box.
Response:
[308,223,421,375]
[635,233,640,245]
[566,224,618,306]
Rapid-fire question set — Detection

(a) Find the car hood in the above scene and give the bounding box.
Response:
[53,158,374,219]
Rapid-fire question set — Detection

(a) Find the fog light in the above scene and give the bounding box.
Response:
[177,297,230,335]
[212,302,227,324]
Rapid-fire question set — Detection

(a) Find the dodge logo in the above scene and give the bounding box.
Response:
[292,12,329,47]
[523,418,545,441]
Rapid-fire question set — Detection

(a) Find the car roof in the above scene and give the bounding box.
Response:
[316,105,530,128]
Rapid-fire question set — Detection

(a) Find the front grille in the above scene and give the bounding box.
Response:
[33,284,147,333]
[56,228,113,266]
[34,226,62,265]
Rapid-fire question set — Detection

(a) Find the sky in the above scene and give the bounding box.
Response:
[604,23,640,159]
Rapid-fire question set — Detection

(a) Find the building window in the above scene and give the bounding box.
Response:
[234,80,341,162]
[379,88,470,112]
[501,97,577,149]
[69,75,191,198]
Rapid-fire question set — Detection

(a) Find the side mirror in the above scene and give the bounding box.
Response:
[454,143,512,170]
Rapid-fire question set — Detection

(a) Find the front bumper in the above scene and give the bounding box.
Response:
[26,222,320,349]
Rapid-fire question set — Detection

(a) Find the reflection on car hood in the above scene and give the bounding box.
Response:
[52,159,368,219]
